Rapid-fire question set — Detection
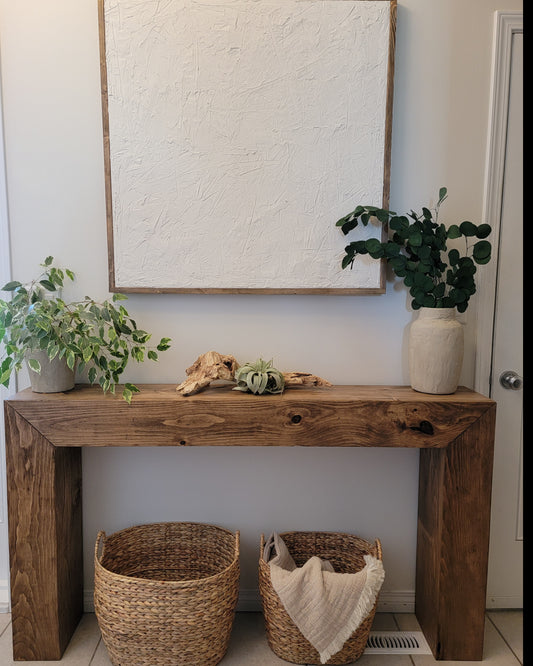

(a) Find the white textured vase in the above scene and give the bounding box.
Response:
[25,349,76,393]
[408,308,464,395]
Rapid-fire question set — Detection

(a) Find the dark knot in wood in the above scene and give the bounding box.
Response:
[410,420,434,435]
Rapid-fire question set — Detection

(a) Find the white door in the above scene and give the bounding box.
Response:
[477,12,523,609]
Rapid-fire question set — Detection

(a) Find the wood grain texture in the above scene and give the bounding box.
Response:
[5,405,83,660]
[5,385,493,449]
[4,384,496,661]
[382,0,397,213]
[416,404,496,661]
[97,0,116,292]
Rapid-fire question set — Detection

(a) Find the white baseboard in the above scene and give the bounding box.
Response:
[0,580,9,613]
[84,588,415,614]
[376,590,415,613]
[486,595,523,609]
[235,590,415,613]
[18,589,523,617]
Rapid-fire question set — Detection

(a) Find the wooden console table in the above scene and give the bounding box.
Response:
[4,384,495,661]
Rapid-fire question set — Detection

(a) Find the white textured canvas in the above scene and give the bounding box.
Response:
[102,0,393,291]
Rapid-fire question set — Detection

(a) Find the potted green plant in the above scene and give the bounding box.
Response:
[0,257,171,402]
[336,188,492,394]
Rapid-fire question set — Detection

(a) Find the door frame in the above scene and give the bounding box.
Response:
[475,10,523,396]
[474,10,523,610]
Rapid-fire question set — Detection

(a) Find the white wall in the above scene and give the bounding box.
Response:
[0,0,522,608]
[0,55,11,610]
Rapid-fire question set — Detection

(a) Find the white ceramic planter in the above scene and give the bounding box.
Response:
[408,307,464,394]
[25,349,75,393]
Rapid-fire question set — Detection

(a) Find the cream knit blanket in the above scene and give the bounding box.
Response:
[264,533,385,664]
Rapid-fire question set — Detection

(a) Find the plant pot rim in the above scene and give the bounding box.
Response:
[416,307,458,318]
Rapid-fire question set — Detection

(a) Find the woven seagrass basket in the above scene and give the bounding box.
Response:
[259,531,382,665]
[94,522,240,666]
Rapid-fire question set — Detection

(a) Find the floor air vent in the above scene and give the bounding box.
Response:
[365,631,433,654]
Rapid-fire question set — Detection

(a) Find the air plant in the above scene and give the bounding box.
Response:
[233,358,285,395]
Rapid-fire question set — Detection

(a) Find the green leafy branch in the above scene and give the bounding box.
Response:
[336,188,492,312]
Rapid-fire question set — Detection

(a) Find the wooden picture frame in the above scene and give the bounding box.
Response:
[99,0,397,293]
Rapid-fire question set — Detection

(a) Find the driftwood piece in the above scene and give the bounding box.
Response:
[282,372,332,388]
[176,351,332,396]
[176,351,239,396]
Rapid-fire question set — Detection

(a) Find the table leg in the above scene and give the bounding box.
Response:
[416,404,496,660]
[5,405,83,661]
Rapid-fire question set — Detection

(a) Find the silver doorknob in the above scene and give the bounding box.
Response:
[499,371,523,390]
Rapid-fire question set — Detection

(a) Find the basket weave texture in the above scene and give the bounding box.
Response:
[259,531,382,665]
[94,522,240,666]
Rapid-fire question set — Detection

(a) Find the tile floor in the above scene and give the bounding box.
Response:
[0,610,523,665]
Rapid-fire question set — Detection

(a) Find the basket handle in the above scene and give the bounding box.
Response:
[95,530,107,563]
[234,530,240,558]
[260,533,265,561]
[374,538,382,561]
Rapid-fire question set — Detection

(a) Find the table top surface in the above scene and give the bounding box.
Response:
[6,383,494,405]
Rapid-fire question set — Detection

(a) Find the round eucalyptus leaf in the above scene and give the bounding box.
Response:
[413,272,427,287]
[476,223,492,239]
[408,231,423,247]
[340,219,358,235]
[365,238,384,257]
[441,296,454,308]
[353,240,369,253]
[375,209,390,223]
[414,290,428,305]
[449,288,467,303]
[446,224,461,239]
[390,255,407,270]
[459,221,478,237]
[457,256,476,272]
[398,216,410,229]
[384,242,401,257]
[389,216,403,230]
[473,240,491,261]
[448,249,460,265]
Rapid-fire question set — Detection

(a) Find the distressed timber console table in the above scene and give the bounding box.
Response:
[4,384,496,661]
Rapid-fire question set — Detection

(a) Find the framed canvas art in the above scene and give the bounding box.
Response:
[99,0,397,293]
